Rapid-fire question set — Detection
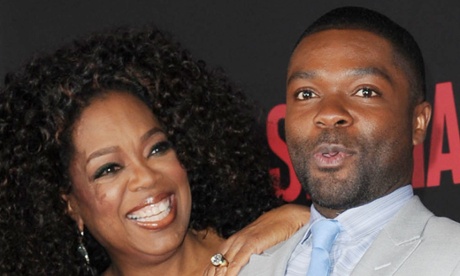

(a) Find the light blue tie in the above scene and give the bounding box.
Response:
[306,219,341,276]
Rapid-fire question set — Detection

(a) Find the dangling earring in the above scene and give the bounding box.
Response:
[77,229,97,276]
[77,230,90,265]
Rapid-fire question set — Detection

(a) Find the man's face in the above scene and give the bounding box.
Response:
[285,29,430,217]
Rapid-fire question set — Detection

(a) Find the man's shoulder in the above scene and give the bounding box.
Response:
[391,196,460,241]
[406,196,460,235]
[384,196,460,257]
[424,214,460,239]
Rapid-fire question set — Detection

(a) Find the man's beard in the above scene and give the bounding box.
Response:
[288,130,413,210]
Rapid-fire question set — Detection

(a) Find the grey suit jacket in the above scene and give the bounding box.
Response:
[239,196,460,275]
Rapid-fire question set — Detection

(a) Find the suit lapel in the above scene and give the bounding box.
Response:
[351,196,434,276]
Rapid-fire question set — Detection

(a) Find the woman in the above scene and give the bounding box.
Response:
[0,27,308,275]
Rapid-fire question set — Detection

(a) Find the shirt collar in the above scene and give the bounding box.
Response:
[301,185,414,243]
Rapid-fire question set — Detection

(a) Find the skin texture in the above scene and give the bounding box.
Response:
[65,91,222,275]
[285,29,431,218]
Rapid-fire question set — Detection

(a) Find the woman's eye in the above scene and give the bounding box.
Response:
[355,87,379,98]
[295,89,317,100]
[149,141,172,157]
[93,163,122,180]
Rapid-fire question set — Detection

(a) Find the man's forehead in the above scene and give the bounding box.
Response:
[288,29,403,76]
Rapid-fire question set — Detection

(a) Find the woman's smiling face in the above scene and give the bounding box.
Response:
[65,91,191,265]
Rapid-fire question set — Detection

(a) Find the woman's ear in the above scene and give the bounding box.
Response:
[62,193,84,232]
[412,101,432,146]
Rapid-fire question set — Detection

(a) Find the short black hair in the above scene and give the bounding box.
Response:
[295,6,426,102]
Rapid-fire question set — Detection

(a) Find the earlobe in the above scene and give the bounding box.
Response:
[412,101,432,145]
[61,193,85,232]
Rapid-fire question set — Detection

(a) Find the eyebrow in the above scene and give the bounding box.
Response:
[140,127,164,143]
[86,127,164,164]
[347,67,393,84]
[87,146,119,164]
[287,67,393,85]
[287,71,317,84]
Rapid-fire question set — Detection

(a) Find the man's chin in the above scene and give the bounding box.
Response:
[310,189,363,211]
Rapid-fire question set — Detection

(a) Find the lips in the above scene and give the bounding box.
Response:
[127,195,172,223]
[313,144,355,168]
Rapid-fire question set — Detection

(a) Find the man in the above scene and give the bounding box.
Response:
[240,6,460,276]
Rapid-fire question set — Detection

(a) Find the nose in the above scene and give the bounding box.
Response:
[314,97,353,128]
[128,161,159,192]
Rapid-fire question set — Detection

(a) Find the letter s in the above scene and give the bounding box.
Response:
[266,104,302,201]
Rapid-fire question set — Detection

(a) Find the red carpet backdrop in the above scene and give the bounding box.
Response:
[1,0,459,221]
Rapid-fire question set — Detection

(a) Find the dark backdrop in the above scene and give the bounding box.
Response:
[1,0,459,221]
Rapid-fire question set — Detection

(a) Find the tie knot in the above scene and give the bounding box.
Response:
[311,219,341,252]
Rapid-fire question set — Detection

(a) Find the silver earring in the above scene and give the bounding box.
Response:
[77,229,97,275]
[77,230,91,265]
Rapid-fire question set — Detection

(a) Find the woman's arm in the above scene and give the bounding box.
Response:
[204,203,310,276]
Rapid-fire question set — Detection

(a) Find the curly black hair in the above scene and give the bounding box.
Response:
[0,27,280,275]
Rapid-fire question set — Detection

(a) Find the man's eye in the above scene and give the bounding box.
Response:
[355,87,379,98]
[295,89,317,100]
[149,141,172,157]
[93,163,122,180]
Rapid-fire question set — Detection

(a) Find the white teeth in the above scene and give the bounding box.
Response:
[127,197,171,222]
